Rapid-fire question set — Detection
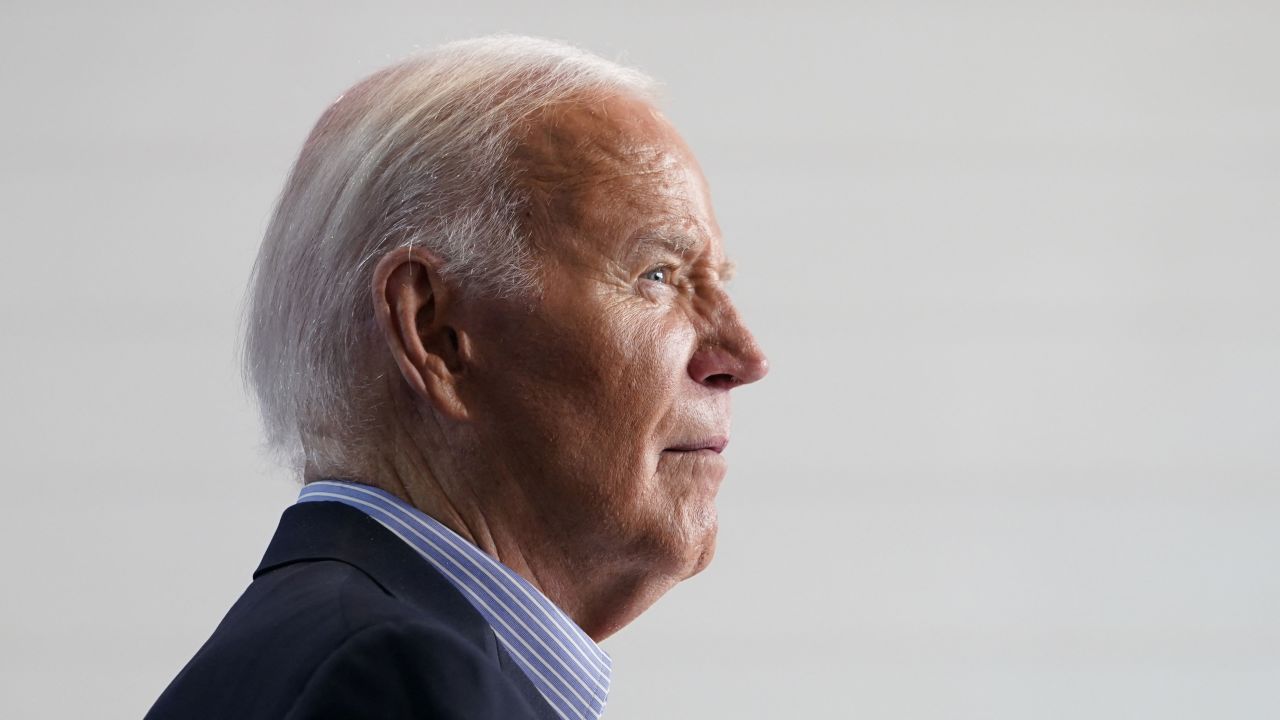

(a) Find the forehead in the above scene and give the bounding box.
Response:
[512,93,720,261]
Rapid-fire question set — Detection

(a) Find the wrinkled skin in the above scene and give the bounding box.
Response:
[374,93,768,639]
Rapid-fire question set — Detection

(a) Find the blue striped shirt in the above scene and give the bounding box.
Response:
[297,480,612,720]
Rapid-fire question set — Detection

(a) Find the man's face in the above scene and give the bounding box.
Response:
[461,94,768,582]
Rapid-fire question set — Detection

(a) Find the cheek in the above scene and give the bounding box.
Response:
[597,316,699,473]
[550,303,699,482]
[477,298,697,474]
[610,304,696,406]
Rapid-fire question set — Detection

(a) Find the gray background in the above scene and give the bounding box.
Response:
[2,1,1277,718]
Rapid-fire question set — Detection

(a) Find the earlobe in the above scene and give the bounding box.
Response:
[370,248,471,421]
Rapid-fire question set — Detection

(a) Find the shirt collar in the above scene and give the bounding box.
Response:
[297,479,612,720]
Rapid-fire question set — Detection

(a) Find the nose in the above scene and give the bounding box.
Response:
[687,293,769,389]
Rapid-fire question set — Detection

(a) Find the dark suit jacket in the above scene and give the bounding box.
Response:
[146,501,560,719]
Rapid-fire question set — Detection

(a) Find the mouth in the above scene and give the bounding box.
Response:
[664,436,729,454]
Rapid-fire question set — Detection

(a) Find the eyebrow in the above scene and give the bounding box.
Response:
[633,231,737,281]
[634,230,700,256]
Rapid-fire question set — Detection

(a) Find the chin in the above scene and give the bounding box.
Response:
[679,485,723,577]
[685,530,719,579]
[629,464,723,579]
[628,510,720,582]
[677,505,720,579]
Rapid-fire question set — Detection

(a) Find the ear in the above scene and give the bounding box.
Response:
[371,247,471,421]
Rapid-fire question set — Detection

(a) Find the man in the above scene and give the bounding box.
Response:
[148,35,767,719]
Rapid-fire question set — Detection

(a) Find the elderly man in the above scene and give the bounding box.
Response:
[147,35,767,719]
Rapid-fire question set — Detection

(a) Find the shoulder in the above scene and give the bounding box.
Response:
[149,559,534,719]
[283,618,544,720]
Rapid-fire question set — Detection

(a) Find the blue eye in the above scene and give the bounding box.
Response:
[640,266,671,283]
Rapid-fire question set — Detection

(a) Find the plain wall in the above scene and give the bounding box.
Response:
[1,1,1277,718]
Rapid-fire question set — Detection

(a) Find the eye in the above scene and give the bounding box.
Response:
[640,265,672,284]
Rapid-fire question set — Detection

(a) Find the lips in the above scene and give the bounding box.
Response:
[664,436,729,454]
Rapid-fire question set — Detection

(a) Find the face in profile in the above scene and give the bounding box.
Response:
[460,94,769,583]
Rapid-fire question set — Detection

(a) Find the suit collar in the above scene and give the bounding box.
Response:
[255,501,497,653]
[254,501,561,719]
[292,480,613,720]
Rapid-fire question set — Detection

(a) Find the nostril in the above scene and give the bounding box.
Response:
[705,373,739,389]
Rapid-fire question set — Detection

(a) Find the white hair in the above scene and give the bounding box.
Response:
[242,35,658,475]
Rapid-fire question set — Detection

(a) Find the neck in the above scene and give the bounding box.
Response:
[349,400,672,642]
